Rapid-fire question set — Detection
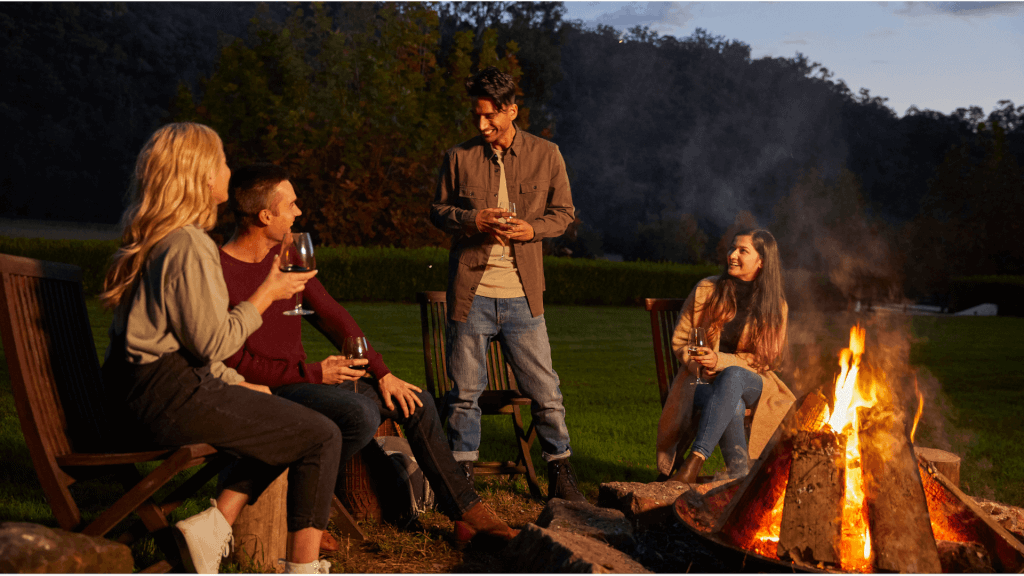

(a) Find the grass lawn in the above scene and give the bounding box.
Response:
[1,302,1021,566]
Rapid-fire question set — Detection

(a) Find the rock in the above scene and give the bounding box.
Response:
[598,479,735,528]
[505,523,651,573]
[0,522,134,573]
[536,498,634,550]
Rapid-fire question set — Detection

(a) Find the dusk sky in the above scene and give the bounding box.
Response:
[562,1,1024,117]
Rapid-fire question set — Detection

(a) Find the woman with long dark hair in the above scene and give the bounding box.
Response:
[102,122,341,574]
[656,229,796,483]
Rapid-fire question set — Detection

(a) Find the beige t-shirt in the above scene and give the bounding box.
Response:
[476,148,526,299]
[108,225,262,384]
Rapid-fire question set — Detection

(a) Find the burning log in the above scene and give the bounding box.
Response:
[777,430,845,568]
[858,406,942,573]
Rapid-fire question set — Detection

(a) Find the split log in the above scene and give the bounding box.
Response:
[858,406,942,573]
[914,446,961,488]
[936,540,994,573]
[777,430,845,567]
[231,470,287,570]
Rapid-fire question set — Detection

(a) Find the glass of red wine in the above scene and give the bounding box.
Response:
[342,336,369,375]
[280,232,316,316]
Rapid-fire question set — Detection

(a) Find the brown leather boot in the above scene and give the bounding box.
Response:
[453,501,519,549]
[667,452,706,484]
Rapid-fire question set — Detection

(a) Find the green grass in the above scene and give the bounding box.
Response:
[2,304,1021,551]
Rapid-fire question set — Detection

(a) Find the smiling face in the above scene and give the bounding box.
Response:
[727,234,763,281]
[471,97,517,150]
[261,180,301,242]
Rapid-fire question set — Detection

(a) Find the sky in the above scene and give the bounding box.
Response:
[561,1,1024,117]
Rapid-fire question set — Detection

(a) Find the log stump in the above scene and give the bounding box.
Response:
[915,446,961,488]
[231,470,288,571]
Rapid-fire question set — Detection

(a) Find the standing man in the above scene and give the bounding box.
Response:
[219,163,519,547]
[430,67,584,502]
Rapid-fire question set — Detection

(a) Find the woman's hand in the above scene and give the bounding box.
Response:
[247,254,318,314]
[691,347,718,370]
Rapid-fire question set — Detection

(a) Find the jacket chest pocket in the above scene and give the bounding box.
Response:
[517,180,549,217]
[458,185,487,209]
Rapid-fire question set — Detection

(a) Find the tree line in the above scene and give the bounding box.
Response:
[1,2,1021,303]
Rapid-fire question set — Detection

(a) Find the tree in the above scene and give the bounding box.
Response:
[178,3,527,247]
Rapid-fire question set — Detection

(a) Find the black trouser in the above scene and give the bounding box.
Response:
[103,344,342,532]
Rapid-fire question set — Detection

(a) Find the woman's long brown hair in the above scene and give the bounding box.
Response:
[698,229,787,371]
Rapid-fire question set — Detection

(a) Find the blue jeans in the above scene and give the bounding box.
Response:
[445,295,571,462]
[692,366,763,477]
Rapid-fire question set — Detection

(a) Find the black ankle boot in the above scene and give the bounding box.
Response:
[460,460,475,484]
[547,458,586,502]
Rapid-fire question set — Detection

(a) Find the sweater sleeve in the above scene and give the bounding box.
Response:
[222,345,323,387]
[302,278,391,380]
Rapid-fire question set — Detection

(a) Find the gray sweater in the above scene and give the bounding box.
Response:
[108,225,262,384]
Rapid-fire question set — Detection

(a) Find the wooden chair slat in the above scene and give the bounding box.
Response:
[416,291,542,499]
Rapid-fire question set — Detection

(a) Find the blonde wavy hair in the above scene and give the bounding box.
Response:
[100,123,224,309]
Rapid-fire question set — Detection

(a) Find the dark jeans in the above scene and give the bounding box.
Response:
[692,366,763,477]
[279,379,480,519]
[104,345,342,532]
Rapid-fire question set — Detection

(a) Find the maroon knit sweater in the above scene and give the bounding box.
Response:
[219,247,390,386]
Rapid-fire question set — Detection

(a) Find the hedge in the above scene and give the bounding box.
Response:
[0,236,716,306]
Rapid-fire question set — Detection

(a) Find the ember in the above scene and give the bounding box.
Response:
[674,324,1024,573]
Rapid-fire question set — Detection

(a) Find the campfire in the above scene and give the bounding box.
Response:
[674,325,1024,573]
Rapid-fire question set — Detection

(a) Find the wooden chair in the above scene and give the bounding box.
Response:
[645,298,754,467]
[416,291,542,499]
[0,254,229,572]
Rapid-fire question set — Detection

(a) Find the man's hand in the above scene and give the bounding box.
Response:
[320,355,369,384]
[377,373,423,418]
[234,381,271,395]
[503,216,535,242]
[474,208,513,238]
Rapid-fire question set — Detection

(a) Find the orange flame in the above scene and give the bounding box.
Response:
[910,376,924,444]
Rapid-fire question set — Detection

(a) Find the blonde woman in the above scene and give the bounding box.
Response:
[656,229,796,484]
[101,123,336,574]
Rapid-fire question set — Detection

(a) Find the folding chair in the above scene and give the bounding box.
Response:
[0,254,229,572]
[416,291,542,499]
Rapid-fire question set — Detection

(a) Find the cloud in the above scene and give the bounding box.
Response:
[892,1,1024,18]
[569,1,699,31]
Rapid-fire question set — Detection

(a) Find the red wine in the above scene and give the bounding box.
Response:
[281,264,313,273]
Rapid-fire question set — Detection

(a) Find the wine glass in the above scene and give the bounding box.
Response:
[342,336,369,374]
[688,327,709,385]
[497,201,517,261]
[280,232,316,316]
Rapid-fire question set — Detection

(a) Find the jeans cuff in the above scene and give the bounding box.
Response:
[452,450,479,462]
[542,449,571,462]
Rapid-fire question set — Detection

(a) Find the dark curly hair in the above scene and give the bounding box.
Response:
[465,66,517,110]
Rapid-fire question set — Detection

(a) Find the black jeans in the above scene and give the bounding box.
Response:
[103,345,342,532]
[278,379,480,519]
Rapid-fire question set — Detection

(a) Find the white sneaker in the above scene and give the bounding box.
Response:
[174,499,234,574]
[281,559,331,574]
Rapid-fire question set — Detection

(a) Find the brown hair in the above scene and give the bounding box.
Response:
[100,123,223,308]
[698,229,787,371]
[229,163,290,229]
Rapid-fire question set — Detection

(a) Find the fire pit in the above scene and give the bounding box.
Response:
[673,325,1024,573]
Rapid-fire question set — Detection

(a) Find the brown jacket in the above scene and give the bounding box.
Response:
[430,129,574,322]
[656,277,795,475]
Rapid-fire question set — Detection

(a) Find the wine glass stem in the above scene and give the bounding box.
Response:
[295,291,303,311]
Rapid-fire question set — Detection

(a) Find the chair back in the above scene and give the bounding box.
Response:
[0,254,114,459]
[416,291,519,407]
[645,297,687,407]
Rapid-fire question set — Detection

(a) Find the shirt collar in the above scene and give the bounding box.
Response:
[486,125,521,161]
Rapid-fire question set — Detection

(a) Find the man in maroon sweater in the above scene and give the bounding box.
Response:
[219,164,517,546]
